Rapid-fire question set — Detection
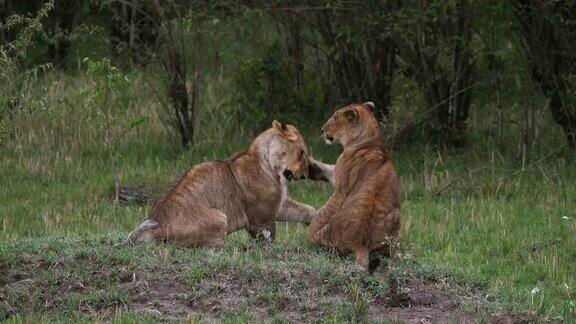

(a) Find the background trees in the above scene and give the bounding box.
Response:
[306,0,400,120]
[1,0,576,152]
[395,0,475,146]
[514,0,576,148]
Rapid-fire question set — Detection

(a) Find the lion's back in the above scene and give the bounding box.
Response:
[149,161,240,222]
[324,149,401,252]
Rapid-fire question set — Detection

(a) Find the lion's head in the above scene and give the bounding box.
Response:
[321,102,380,147]
[268,120,309,181]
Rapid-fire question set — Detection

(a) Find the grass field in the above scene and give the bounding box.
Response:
[1,74,575,322]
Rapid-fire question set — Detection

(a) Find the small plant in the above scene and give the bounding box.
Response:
[346,284,370,322]
[85,57,145,204]
[0,1,54,144]
[187,266,206,285]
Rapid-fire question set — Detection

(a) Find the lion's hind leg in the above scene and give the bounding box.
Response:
[166,207,228,250]
[306,211,332,246]
[354,247,371,272]
[354,247,385,273]
[380,209,401,258]
[367,232,401,273]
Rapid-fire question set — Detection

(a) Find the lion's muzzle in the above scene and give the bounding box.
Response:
[283,169,306,181]
[283,169,296,181]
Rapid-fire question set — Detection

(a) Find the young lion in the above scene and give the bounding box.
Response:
[129,121,316,248]
[307,102,401,272]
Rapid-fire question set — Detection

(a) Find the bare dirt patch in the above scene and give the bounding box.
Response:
[129,266,492,322]
[0,239,531,322]
[373,277,480,323]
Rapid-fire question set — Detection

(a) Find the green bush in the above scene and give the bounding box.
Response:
[232,40,324,133]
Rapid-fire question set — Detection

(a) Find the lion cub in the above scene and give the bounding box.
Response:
[129,121,316,248]
[307,102,401,272]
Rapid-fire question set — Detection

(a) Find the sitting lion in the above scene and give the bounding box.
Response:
[307,102,401,272]
[129,121,317,248]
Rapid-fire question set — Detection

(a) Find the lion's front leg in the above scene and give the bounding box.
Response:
[307,157,335,187]
[307,192,341,245]
[275,197,317,225]
[247,221,276,243]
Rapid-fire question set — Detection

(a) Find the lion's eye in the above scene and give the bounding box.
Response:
[281,151,287,157]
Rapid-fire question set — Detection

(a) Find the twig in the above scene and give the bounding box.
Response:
[493,144,567,184]
[434,166,488,197]
[4,301,15,314]
[264,6,350,12]
[436,144,568,197]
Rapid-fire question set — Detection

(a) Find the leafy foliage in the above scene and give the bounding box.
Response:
[232,40,324,133]
[0,1,53,143]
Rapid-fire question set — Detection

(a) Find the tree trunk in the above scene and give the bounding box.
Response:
[515,0,576,148]
[550,93,576,148]
[396,0,475,146]
[164,21,193,149]
[274,12,304,91]
[161,19,202,150]
[107,0,159,67]
[47,0,78,68]
[0,0,16,44]
[311,1,399,121]
[445,0,474,145]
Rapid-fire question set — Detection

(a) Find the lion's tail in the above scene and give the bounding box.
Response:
[128,219,160,243]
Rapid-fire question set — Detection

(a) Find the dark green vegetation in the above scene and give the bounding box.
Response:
[1,0,576,322]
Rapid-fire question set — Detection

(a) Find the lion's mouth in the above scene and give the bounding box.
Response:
[324,135,334,144]
[282,169,305,181]
[282,169,296,181]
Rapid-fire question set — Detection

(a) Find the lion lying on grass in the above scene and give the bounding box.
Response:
[307,102,401,272]
[129,121,316,248]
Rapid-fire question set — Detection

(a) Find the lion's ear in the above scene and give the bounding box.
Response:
[272,120,298,141]
[343,109,358,122]
[363,101,375,111]
[272,120,286,132]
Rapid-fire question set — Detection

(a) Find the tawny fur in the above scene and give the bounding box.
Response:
[129,121,316,249]
[307,103,401,272]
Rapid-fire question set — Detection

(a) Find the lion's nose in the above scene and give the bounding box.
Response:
[321,128,325,134]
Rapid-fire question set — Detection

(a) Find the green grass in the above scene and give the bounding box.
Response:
[1,73,575,321]
[0,233,500,322]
